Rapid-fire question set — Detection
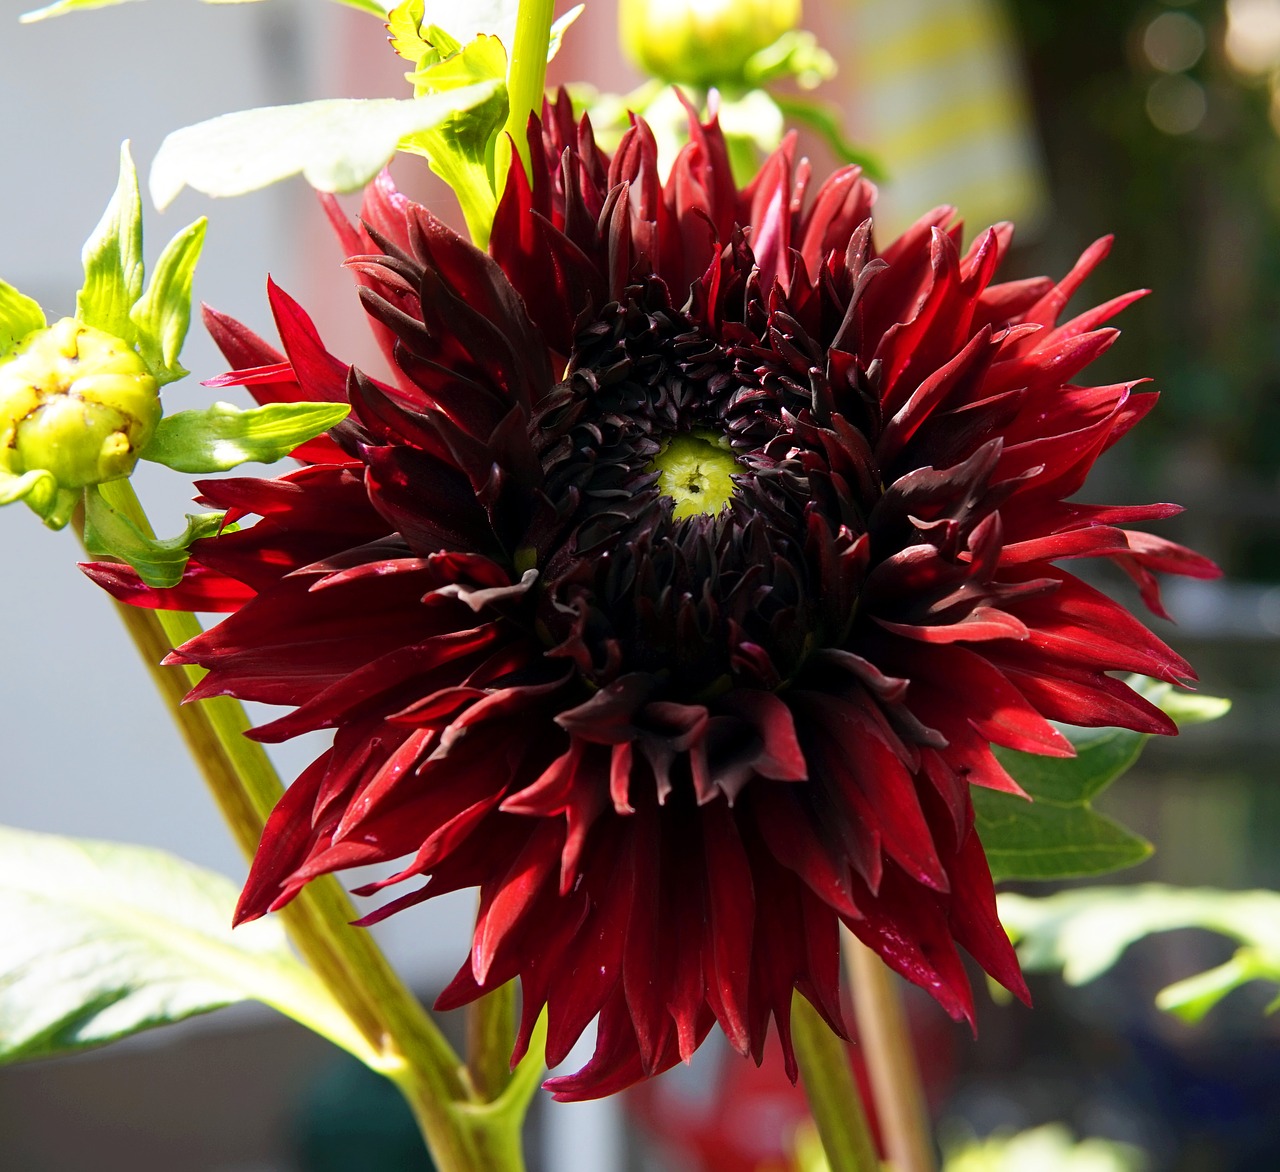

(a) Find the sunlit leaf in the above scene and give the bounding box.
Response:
[390,0,581,64]
[387,0,432,61]
[143,400,350,473]
[150,88,499,210]
[422,0,519,46]
[0,824,373,1066]
[400,36,511,245]
[22,0,385,22]
[1000,884,1280,1022]
[942,1124,1147,1172]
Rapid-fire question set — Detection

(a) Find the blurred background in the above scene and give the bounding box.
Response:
[1,0,1277,1168]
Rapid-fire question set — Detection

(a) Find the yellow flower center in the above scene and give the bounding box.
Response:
[649,430,739,520]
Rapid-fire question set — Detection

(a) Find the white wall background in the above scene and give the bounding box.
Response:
[0,0,481,981]
[0,3,624,1167]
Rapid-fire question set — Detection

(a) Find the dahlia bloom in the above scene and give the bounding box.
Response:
[88,97,1216,1099]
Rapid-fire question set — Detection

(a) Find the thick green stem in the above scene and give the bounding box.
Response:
[83,481,510,1172]
[453,1009,548,1170]
[844,932,937,1172]
[501,0,555,178]
[792,995,881,1172]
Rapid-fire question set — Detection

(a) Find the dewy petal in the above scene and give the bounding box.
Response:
[96,95,1214,1102]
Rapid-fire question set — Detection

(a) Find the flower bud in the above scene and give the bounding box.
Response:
[619,0,803,88]
[0,318,160,492]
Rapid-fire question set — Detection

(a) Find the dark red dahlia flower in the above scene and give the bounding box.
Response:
[87,96,1218,1100]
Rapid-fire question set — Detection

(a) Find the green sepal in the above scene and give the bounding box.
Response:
[83,482,225,588]
[0,823,379,1070]
[141,400,351,474]
[975,679,1230,882]
[0,279,46,361]
[0,467,74,528]
[76,142,144,345]
[131,218,208,387]
[150,90,500,210]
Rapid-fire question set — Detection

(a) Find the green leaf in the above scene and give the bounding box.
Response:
[942,1124,1147,1172]
[83,482,226,588]
[772,94,887,181]
[1140,680,1232,727]
[391,0,579,62]
[21,0,386,22]
[999,885,1280,1022]
[0,824,376,1067]
[417,0,519,51]
[974,680,1230,882]
[743,30,836,90]
[974,726,1153,882]
[386,2,578,244]
[142,400,351,474]
[19,0,142,21]
[149,88,500,210]
[405,30,510,96]
[321,0,386,14]
[388,0,432,61]
[400,37,511,244]
[130,218,208,386]
[76,142,144,344]
[0,279,46,361]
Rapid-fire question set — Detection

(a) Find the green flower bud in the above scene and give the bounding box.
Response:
[619,0,803,88]
[0,318,160,495]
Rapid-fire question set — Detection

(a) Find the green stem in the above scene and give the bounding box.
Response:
[467,978,518,1100]
[451,1009,548,1169]
[85,480,510,1172]
[844,932,937,1172]
[501,0,555,178]
[792,994,881,1172]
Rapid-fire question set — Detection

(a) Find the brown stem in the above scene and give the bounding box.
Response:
[844,931,937,1172]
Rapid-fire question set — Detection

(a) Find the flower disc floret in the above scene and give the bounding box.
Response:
[87,96,1219,1102]
[650,431,738,519]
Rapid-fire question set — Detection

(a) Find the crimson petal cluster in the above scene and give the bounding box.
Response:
[87,96,1217,1099]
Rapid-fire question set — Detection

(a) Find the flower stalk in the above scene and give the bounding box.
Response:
[792,995,881,1172]
[467,979,519,1101]
[844,932,937,1172]
[79,479,529,1172]
[502,0,555,177]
